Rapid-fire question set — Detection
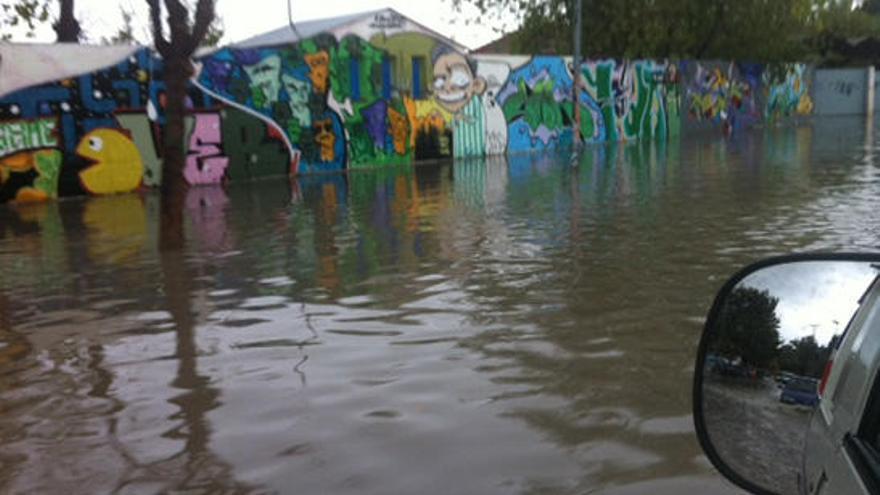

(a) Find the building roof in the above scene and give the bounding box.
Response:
[231,7,468,52]
[473,32,517,54]
[234,9,384,48]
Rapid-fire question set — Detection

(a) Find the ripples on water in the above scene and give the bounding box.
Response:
[1,118,878,494]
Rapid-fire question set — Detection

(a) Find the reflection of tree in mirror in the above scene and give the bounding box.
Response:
[712,287,782,371]
[777,335,834,379]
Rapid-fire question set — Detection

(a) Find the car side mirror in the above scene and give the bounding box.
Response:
[693,254,880,495]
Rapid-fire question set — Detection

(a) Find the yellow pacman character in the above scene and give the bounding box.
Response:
[77,128,144,195]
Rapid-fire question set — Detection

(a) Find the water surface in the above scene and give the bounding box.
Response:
[1,117,878,494]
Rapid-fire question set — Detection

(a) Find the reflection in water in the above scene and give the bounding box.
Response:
[0,118,879,493]
[83,194,148,265]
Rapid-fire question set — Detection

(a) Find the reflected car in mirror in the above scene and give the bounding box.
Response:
[780,377,819,407]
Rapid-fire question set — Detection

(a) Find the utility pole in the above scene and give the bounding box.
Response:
[572,0,583,153]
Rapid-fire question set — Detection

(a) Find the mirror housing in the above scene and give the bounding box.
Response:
[693,253,880,495]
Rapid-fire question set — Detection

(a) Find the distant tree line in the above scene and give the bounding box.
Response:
[455,0,880,65]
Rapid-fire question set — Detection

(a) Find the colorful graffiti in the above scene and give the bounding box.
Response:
[684,61,757,134]
[0,17,817,205]
[0,46,298,203]
[0,118,63,202]
[682,61,813,132]
[404,96,453,159]
[495,58,678,153]
[77,128,144,195]
[764,64,813,121]
[581,60,677,142]
[498,57,576,152]
[430,46,490,158]
[197,33,426,174]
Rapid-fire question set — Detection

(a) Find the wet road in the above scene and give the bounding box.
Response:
[1,116,878,494]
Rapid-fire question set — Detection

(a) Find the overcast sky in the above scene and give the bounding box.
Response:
[8,0,514,50]
[739,261,879,346]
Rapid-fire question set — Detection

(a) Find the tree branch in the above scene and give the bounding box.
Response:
[163,0,190,49]
[189,0,215,53]
[146,0,170,55]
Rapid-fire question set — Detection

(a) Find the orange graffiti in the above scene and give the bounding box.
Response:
[0,152,36,201]
[403,96,453,152]
[13,188,49,203]
[387,107,409,155]
[305,51,330,94]
[313,118,335,162]
[1,149,62,203]
[0,151,35,173]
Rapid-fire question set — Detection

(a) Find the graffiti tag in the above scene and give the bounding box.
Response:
[0,118,58,157]
[369,12,405,30]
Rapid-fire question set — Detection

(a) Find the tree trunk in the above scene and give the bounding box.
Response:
[159,54,192,252]
[54,0,80,42]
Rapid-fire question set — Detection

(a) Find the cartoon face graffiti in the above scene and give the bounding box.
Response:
[304,51,330,94]
[431,49,486,114]
[77,128,144,195]
[313,118,336,162]
[243,54,282,108]
[281,73,312,126]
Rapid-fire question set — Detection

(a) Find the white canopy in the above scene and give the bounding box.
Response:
[0,42,140,98]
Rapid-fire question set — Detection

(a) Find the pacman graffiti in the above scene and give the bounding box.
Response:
[77,128,144,195]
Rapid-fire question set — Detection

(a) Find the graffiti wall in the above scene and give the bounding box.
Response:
[0,47,292,203]
[681,61,813,134]
[0,15,816,204]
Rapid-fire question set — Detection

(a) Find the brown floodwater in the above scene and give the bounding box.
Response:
[1,117,878,494]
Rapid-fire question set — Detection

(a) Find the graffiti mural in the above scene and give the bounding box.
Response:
[0,45,299,203]
[497,57,576,153]
[0,118,62,202]
[0,11,817,204]
[579,59,677,143]
[77,128,144,195]
[404,96,453,159]
[683,61,760,134]
[0,48,155,201]
[430,46,489,158]
[185,112,229,185]
[764,64,813,121]
[197,33,427,174]
[477,61,511,155]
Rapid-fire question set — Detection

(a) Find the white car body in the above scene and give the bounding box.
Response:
[803,274,880,495]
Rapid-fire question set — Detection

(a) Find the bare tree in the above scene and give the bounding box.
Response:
[145,0,214,250]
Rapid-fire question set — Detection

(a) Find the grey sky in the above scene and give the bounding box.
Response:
[9,0,513,50]
[738,261,878,346]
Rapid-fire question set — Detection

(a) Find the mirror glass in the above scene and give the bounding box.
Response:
[699,260,879,495]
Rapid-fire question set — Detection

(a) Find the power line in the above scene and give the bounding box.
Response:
[287,0,301,41]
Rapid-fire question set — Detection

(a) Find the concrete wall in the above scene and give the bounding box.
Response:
[813,68,871,116]
[0,29,816,204]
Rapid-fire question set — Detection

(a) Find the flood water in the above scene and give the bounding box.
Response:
[1,117,879,494]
